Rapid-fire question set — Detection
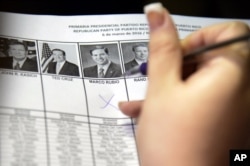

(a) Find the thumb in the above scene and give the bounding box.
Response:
[144,3,182,89]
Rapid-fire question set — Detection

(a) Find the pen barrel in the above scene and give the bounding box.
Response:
[140,62,147,75]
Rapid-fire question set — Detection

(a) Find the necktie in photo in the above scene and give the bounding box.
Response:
[14,63,21,70]
[56,63,61,74]
[98,68,105,78]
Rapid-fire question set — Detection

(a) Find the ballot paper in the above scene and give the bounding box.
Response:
[0,12,249,166]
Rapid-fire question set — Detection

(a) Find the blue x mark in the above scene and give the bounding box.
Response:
[99,94,119,110]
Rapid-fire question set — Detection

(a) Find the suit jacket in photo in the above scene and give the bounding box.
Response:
[0,57,38,72]
[84,62,122,78]
[47,61,79,76]
[124,59,139,71]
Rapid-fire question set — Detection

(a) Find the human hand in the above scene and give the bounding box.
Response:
[119,3,250,166]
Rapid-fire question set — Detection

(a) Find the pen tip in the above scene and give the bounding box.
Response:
[122,66,141,76]
[140,62,147,75]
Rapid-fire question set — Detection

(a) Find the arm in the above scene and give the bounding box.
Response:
[119,3,250,166]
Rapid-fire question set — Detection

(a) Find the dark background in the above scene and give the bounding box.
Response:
[0,0,249,18]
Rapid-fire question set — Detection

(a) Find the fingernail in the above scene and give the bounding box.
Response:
[143,2,164,31]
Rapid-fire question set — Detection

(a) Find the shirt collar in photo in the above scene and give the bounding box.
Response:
[135,58,147,65]
[13,57,27,68]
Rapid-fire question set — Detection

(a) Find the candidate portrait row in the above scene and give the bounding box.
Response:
[0,37,149,78]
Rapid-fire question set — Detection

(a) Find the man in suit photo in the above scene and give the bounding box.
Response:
[83,45,122,78]
[0,40,38,72]
[124,43,148,73]
[47,48,79,76]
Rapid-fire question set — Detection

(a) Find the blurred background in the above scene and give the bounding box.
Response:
[0,0,249,18]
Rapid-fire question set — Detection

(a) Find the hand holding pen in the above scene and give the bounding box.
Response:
[124,33,250,76]
[119,2,250,166]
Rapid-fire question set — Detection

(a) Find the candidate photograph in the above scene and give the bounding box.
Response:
[40,42,80,77]
[121,42,148,74]
[81,44,122,78]
[0,38,38,72]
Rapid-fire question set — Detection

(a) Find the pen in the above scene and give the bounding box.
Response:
[124,33,250,76]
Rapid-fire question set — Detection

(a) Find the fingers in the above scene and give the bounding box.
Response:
[180,22,249,81]
[182,21,250,96]
[144,3,182,90]
[119,100,143,118]
[181,21,250,57]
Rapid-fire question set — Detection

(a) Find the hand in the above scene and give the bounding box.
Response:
[119,3,250,166]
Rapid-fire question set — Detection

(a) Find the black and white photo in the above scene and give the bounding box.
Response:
[40,42,80,77]
[121,42,148,74]
[0,38,38,72]
[81,44,122,78]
